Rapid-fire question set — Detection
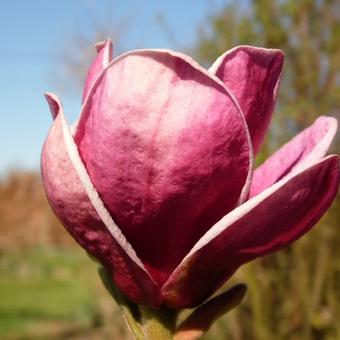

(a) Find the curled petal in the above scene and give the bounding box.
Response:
[44,92,62,120]
[41,94,160,306]
[250,116,338,197]
[162,155,340,308]
[74,49,252,285]
[210,46,284,154]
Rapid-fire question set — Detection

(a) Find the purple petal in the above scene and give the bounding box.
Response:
[250,116,338,198]
[210,46,284,154]
[41,94,160,306]
[75,49,252,285]
[174,284,246,338]
[162,155,340,308]
[82,39,113,102]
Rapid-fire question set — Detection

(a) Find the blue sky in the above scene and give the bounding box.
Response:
[0,0,227,174]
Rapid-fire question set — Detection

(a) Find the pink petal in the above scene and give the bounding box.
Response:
[210,46,284,154]
[41,94,160,306]
[82,39,113,102]
[250,116,338,198]
[162,155,340,308]
[44,92,61,120]
[75,49,252,285]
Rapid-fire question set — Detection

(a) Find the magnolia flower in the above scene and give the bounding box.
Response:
[41,40,339,309]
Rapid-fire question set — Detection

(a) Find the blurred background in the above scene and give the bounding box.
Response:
[0,0,339,339]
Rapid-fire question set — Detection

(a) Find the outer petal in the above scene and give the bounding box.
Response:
[162,155,340,308]
[75,49,252,285]
[174,284,246,339]
[41,94,160,306]
[210,46,284,154]
[250,116,338,198]
[82,39,113,102]
[44,92,61,120]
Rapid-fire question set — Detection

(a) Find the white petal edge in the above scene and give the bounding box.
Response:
[76,48,255,204]
[209,45,283,75]
[291,117,338,174]
[94,39,113,68]
[172,154,337,272]
[47,95,153,279]
[208,45,285,204]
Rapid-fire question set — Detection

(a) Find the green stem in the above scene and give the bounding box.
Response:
[139,306,178,339]
[98,267,178,339]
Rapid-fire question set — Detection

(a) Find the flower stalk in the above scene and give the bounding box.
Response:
[99,267,178,339]
[99,267,247,339]
[139,306,178,339]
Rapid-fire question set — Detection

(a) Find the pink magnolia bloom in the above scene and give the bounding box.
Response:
[41,40,339,309]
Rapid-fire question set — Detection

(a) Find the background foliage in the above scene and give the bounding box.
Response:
[0,0,339,339]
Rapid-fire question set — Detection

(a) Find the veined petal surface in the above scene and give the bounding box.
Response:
[75,49,251,285]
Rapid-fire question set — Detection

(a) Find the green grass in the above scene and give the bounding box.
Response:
[0,247,102,339]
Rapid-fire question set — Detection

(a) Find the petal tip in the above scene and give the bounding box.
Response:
[317,115,338,131]
[95,39,112,53]
[44,92,61,120]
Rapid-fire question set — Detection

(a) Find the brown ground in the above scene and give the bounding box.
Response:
[0,171,75,250]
